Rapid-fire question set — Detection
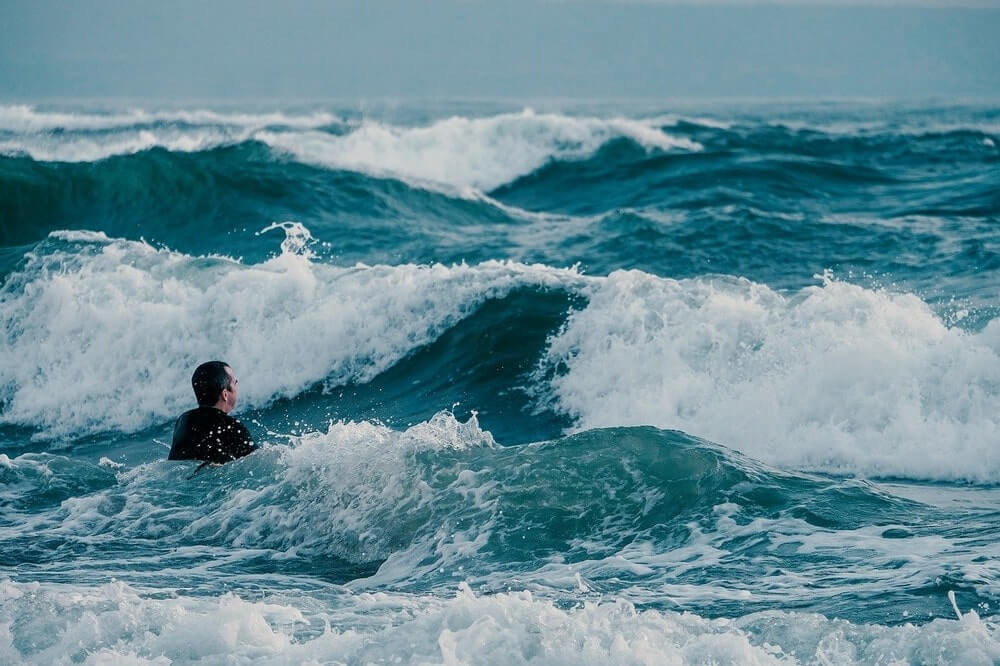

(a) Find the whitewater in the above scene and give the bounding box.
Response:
[1,100,998,664]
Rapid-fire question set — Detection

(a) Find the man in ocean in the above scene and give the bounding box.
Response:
[168,361,256,463]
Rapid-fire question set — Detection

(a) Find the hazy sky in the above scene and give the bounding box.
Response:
[1,0,998,100]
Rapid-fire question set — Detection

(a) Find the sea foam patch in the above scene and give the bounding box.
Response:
[0,105,346,162]
[0,126,249,162]
[542,270,1000,482]
[1,579,997,665]
[0,104,343,133]
[0,412,500,569]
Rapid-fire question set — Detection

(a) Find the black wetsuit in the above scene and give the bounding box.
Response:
[168,407,256,463]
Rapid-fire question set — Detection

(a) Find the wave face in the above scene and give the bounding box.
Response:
[2,100,999,663]
[0,229,584,439]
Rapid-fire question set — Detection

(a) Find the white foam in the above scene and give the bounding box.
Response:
[0,105,346,161]
[542,271,1000,482]
[258,109,700,191]
[644,113,734,131]
[0,104,342,133]
[0,414,513,573]
[0,107,700,188]
[2,579,997,665]
[0,227,587,437]
[766,116,1000,138]
[172,412,499,563]
[5,225,998,481]
[0,127,249,162]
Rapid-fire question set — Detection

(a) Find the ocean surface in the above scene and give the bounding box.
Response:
[1,99,998,664]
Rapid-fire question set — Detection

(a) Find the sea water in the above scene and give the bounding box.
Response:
[1,100,998,664]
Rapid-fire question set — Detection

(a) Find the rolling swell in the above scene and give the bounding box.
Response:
[1,142,277,249]
[0,143,529,269]
[568,205,991,294]
[495,118,998,213]
[3,148,993,297]
[0,143,442,259]
[490,121,999,290]
[317,287,584,444]
[3,106,997,296]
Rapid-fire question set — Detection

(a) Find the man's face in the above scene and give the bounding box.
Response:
[220,367,239,413]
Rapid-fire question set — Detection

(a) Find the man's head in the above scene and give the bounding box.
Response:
[192,361,239,413]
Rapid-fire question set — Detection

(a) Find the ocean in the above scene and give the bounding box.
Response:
[0,99,998,664]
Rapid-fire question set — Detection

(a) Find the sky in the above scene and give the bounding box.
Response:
[1,0,998,100]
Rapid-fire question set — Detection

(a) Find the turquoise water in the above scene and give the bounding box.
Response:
[1,100,998,664]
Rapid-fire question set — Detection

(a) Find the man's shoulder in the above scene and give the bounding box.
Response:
[169,407,253,462]
[180,406,227,422]
[173,408,197,432]
[175,407,202,422]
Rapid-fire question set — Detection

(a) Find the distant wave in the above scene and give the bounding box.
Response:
[0,104,344,132]
[0,127,254,163]
[257,109,701,191]
[0,107,701,192]
[5,121,994,259]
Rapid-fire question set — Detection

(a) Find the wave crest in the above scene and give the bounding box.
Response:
[0,228,585,437]
[0,107,700,192]
[542,270,1000,482]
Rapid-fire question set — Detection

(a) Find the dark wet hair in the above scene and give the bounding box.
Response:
[192,361,232,406]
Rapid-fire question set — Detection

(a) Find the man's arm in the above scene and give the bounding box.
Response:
[167,412,193,460]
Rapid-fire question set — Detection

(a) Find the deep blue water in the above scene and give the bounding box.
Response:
[1,100,998,664]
